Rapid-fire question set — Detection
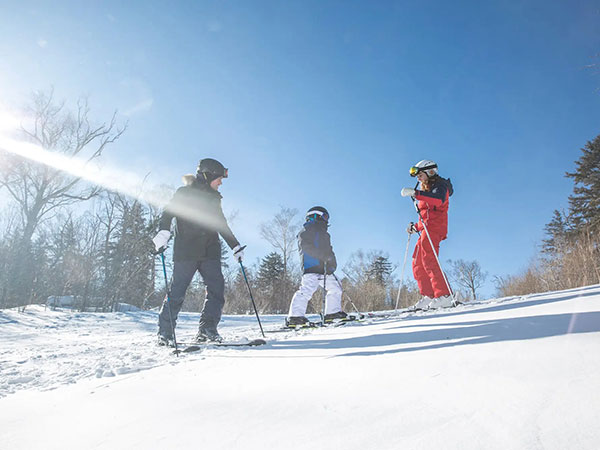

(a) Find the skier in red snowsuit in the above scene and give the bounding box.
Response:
[401,160,454,309]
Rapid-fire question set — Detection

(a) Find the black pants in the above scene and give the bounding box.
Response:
[158,259,225,337]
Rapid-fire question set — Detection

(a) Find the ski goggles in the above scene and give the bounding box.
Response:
[409,164,436,177]
[213,168,228,178]
[306,210,329,221]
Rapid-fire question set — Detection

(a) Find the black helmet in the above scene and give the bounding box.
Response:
[197,158,228,182]
[306,206,329,222]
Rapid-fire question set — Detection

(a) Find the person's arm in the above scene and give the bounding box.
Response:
[304,230,337,268]
[158,188,186,231]
[414,182,449,208]
[299,229,327,261]
[153,189,182,252]
[214,201,240,250]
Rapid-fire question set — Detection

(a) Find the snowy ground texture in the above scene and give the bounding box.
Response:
[1,284,599,450]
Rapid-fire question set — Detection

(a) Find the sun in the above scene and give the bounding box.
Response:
[0,106,22,134]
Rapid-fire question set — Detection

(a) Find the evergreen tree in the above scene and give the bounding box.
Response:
[256,252,286,312]
[565,134,600,230]
[366,256,393,286]
[257,252,285,285]
[103,196,154,310]
[542,210,569,255]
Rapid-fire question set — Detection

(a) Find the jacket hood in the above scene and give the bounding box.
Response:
[430,175,453,197]
[182,174,196,186]
[181,174,222,198]
[441,177,454,197]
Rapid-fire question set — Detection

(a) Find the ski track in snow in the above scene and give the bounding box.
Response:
[0,307,340,398]
[1,285,599,399]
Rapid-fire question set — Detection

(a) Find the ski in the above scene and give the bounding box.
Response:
[325,313,365,326]
[267,313,365,333]
[176,338,267,354]
[266,321,322,333]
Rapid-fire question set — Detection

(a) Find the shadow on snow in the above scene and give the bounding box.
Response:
[269,286,600,357]
[270,311,600,357]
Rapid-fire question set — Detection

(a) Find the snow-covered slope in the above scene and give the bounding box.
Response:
[1,285,599,449]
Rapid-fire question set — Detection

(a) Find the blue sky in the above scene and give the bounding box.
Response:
[0,1,599,297]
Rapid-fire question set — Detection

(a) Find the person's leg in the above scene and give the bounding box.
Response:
[421,233,450,298]
[412,235,434,298]
[197,259,226,333]
[158,260,197,338]
[288,273,320,318]
[323,274,343,315]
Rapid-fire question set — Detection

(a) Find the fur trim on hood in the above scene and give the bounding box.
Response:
[182,174,196,186]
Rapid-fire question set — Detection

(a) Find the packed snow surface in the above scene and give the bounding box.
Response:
[1,285,599,449]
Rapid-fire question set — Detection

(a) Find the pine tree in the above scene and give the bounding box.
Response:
[103,196,154,310]
[257,252,284,282]
[542,210,569,255]
[565,134,600,230]
[256,252,286,312]
[366,256,393,286]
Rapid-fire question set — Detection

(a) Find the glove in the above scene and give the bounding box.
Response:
[401,187,415,197]
[406,222,418,234]
[232,244,245,262]
[152,230,171,253]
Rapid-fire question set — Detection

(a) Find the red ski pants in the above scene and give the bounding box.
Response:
[412,230,450,298]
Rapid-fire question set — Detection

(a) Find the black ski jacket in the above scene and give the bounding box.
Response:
[298,220,337,275]
[159,175,239,262]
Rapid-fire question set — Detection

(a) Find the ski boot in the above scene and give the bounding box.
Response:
[195,327,223,343]
[285,316,310,329]
[429,295,453,309]
[413,296,432,311]
[323,310,350,324]
[157,333,175,347]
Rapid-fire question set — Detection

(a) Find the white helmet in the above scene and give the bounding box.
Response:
[410,159,438,177]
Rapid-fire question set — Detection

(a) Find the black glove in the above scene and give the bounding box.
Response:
[407,222,418,234]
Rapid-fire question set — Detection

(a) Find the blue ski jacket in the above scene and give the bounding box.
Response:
[298,219,337,275]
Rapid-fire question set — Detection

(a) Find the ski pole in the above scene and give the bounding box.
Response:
[332,273,361,315]
[159,252,179,356]
[321,262,327,324]
[394,232,412,310]
[411,197,456,306]
[239,260,265,338]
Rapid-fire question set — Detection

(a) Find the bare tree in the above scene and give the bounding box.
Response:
[260,206,300,302]
[448,259,487,300]
[0,89,125,306]
[342,250,402,311]
[0,89,126,245]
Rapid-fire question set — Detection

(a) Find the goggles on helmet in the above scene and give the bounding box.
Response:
[409,164,437,177]
[306,210,329,222]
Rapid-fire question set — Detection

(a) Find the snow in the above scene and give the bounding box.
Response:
[1,284,599,449]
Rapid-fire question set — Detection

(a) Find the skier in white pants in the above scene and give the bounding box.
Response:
[288,272,343,318]
[286,206,347,327]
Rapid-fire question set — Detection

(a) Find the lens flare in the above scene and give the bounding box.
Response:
[0,111,223,231]
[0,108,22,133]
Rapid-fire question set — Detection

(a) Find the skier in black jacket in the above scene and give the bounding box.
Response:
[286,206,346,326]
[152,158,244,345]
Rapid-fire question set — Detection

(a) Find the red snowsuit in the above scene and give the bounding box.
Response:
[412,176,453,298]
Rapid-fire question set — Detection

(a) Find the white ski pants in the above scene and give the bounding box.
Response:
[288,273,343,317]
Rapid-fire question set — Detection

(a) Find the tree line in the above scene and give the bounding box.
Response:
[1,91,430,313]
[11,91,573,312]
[496,134,600,296]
